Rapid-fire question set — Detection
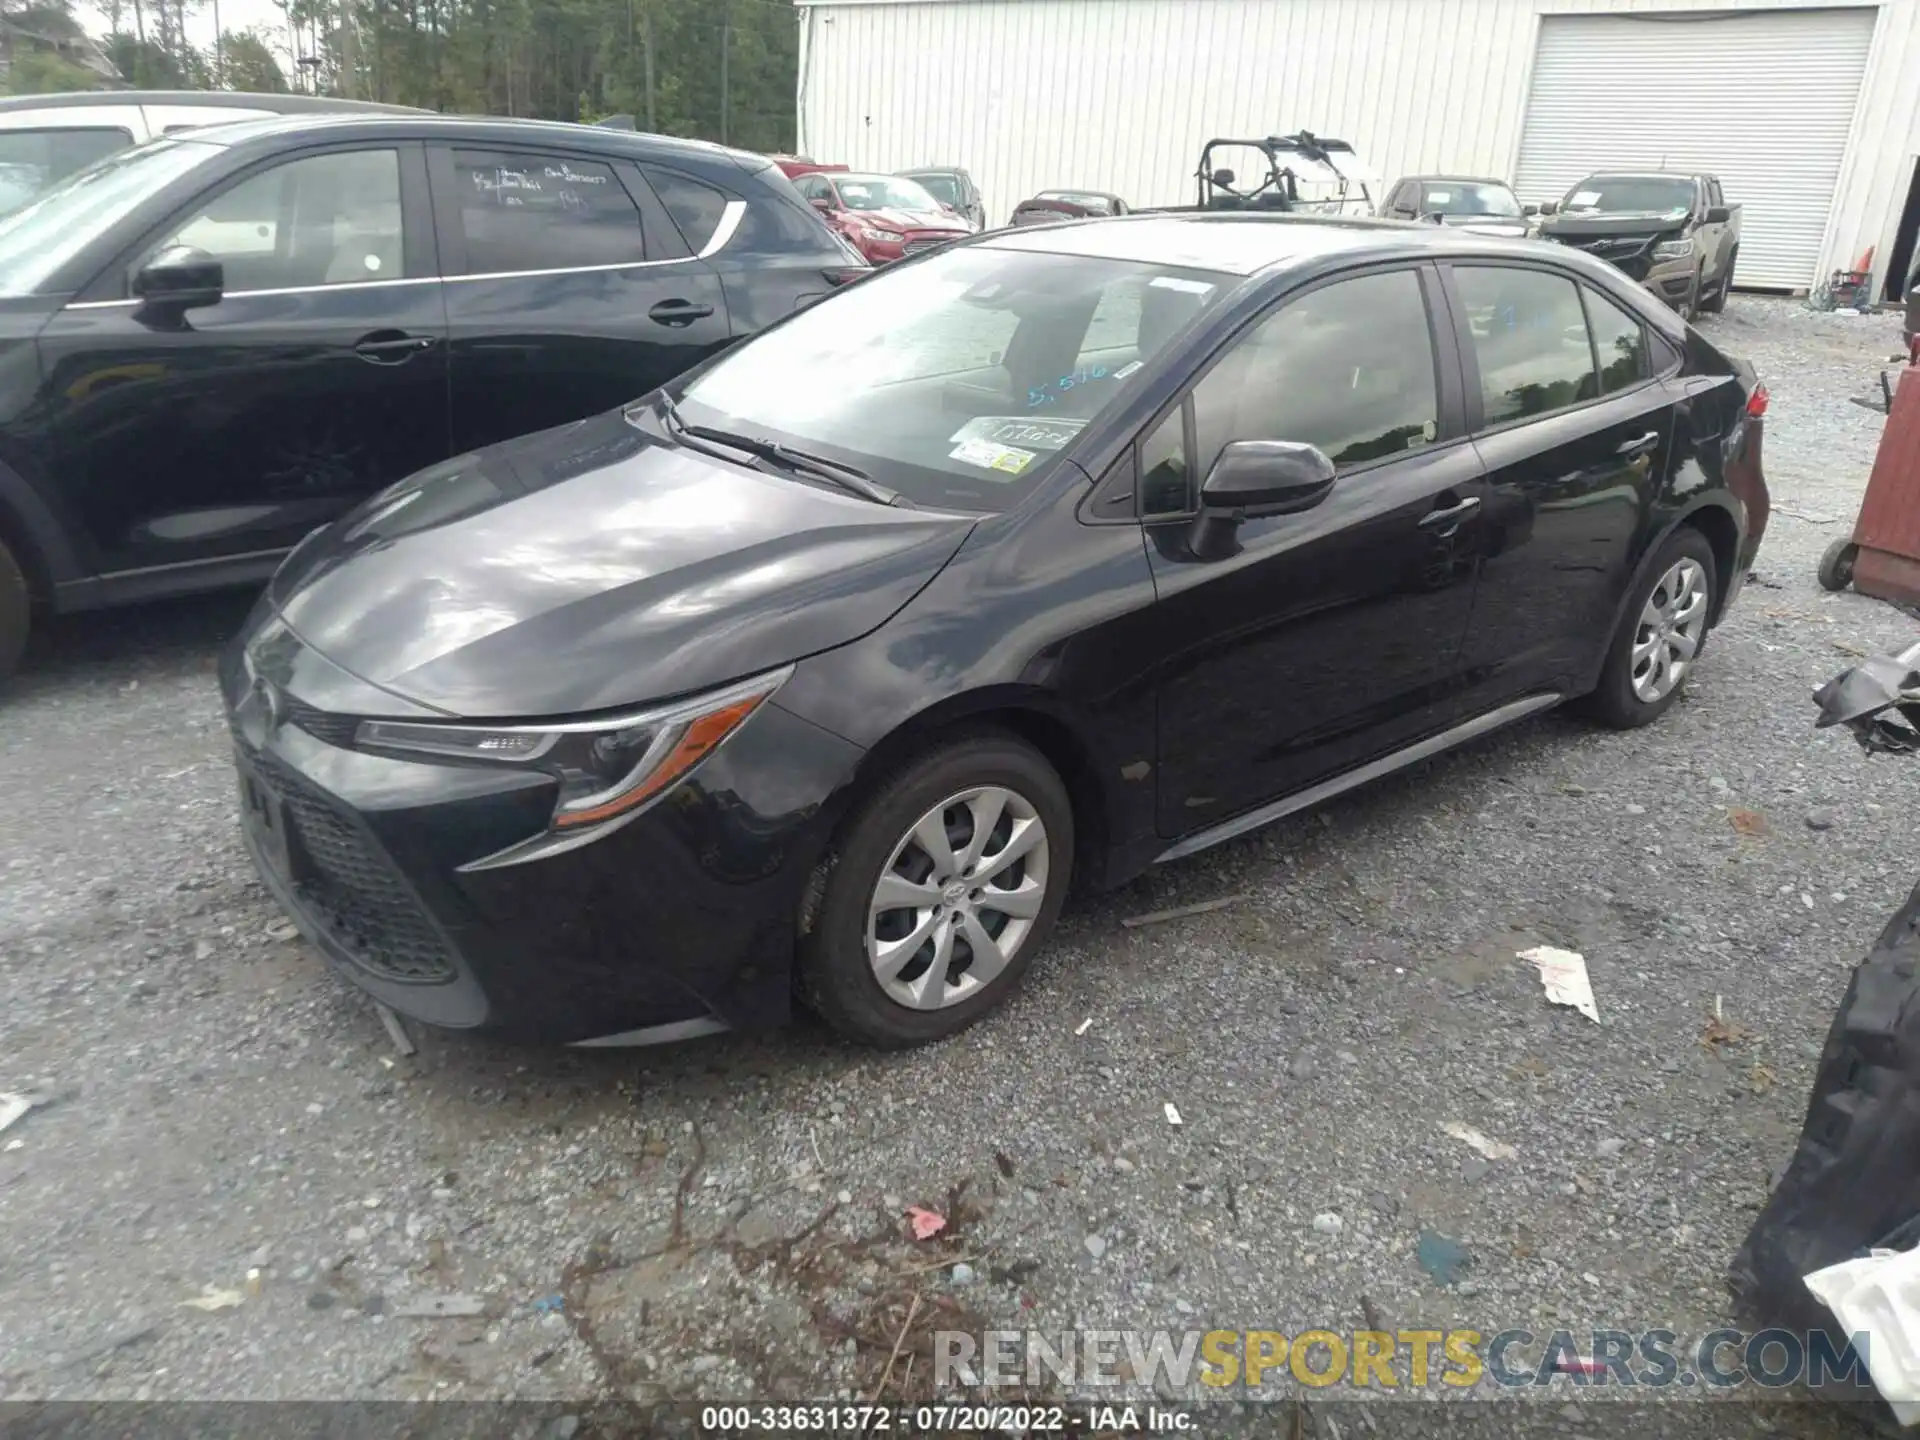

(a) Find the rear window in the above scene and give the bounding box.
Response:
[0,126,133,212]
[643,165,727,252]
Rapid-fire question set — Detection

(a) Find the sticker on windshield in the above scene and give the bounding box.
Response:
[1114,360,1143,379]
[1149,276,1216,295]
[1424,189,1453,204]
[950,437,1038,475]
[1569,190,1601,208]
[949,416,1085,450]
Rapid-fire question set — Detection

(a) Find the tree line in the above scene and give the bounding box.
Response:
[3,0,799,155]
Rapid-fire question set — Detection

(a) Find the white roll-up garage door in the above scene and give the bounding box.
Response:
[1514,9,1876,291]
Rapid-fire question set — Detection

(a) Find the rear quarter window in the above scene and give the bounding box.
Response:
[646,162,840,258]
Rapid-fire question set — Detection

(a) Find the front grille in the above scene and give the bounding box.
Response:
[1576,236,1652,261]
[250,749,458,984]
[902,237,951,256]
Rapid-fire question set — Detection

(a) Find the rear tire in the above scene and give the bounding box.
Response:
[798,732,1073,1049]
[1818,537,1859,593]
[1578,528,1718,730]
[0,536,28,686]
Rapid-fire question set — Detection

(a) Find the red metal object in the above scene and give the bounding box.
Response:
[1848,356,1920,608]
[769,155,847,180]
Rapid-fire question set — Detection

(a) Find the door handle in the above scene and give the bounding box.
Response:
[1419,494,1482,531]
[648,299,716,327]
[1616,430,1661,458]
[353,331,436,363]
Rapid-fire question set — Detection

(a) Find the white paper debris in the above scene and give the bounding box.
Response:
[1164,1102,1183,1126]
[179,1287,245,1312]
[1521,945,1599,1022]
[1074,1018,1093,1036]
[0,1093,31,1135]
[1442,1122,1518,1162]
[1804,1246,1920,1423]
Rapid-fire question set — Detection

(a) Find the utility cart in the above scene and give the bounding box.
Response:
[1821,337,1920,605]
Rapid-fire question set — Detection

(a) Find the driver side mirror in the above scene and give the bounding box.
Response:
[1522,202,1540,217]
[1191,440,1337,558]
[1538,200,1559,216]
[1706,205,1731,224]
[133,245,223,315]
[1210,167,1235,188]
[810,196,833,213]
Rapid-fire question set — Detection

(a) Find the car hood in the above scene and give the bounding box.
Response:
[1435,215,1530,237]
[266,411,975,719]
[1543,211,1688,237]
[856,207,971,233]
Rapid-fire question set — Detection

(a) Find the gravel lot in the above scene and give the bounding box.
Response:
[3,296,1918,1435]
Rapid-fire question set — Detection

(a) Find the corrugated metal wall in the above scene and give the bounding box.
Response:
[796,0,1920,293]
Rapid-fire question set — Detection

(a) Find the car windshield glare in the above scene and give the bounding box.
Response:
[676,245,1228,512]
[0,138,218,297]
[1420,182,1521,217]
[837,177,939,212]
[1566,177,1696,215]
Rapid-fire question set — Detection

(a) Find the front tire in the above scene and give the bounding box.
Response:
[798,732,1073,1048]
[1700,248,1736,314]
[0,536,28,686]
[1579,528,1718,729]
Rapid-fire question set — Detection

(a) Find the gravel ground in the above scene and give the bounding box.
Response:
[2,296,1918,1436]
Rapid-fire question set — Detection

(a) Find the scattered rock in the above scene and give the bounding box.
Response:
[1625,803,1647,816]
[359,1294,387,1317]
[1083,1234,1108,1260]
[345,1226,369,1245]
[950,1262,976,1287]
[1311,1212,1343,1237]
[1112,1156,1135,1174]
[1290,1055,1313,1080]
[1461,1157,1489,1184]
[1596,1138,1627,1160]
[1806,807,1837,832]
[691,1354,723,1375]
[306,1291,336,1311]
[1709,776,1731,795]
[247,1244,273,1269]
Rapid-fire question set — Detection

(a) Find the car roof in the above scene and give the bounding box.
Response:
[980,211,1591,277]
[0,90,428,115]
[176,111,769,169]
[1399,175,1514,186]
[900,166,965,175]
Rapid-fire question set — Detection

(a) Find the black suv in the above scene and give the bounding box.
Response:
[0,114,863,681]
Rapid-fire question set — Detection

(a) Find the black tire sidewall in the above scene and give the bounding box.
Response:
[800,734,1074,1048]
[1586,528,1719,729]
[0,539,27,684]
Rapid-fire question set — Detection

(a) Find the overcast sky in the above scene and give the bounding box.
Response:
[73,0,306,81]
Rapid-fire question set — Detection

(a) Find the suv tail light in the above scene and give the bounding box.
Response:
[1746,383,1769,419]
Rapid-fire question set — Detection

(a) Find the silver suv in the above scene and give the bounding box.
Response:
[0,90,426,212]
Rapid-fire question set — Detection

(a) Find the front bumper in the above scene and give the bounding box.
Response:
[1644,256,1698,308]
[220,632,865,1045]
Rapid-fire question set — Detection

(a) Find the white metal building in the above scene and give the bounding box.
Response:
[794,0,1920,297]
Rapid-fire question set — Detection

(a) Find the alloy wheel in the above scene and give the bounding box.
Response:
[1630,557,1710,703]
[866,785,1050,1011]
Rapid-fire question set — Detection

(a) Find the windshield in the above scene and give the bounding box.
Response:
[1414,181,1521,217]
[0,138,219,296]
[0,127,136,214]
[908,173,960,205]
[836,176,941,213]
[676,244,1229,512]
[1039,191,1113,214]
[1564,176,1696,215]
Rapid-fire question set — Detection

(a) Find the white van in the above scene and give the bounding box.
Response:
[0,90,428,211]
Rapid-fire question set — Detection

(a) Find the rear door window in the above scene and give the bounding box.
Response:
[1452,266,1599,426]
[451,149,647,274]
[1582,287,1652,394]
[642,166,727,252]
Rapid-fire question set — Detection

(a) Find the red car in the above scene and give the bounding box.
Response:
[789,170,972,263]
[769,154,848,182]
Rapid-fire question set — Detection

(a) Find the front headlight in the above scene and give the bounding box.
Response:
[1653,237,1696,260]
[355,665,792,833]
[854,225,896,244]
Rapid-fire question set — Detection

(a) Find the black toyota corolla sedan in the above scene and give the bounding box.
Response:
[223,213,1770,1050]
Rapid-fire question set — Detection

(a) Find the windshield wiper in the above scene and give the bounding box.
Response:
[653,393,902,507]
